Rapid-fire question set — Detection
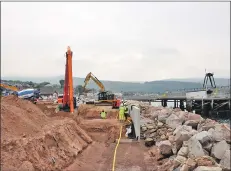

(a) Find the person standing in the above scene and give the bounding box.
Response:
[119,104,125,122]
[100,109,107,119]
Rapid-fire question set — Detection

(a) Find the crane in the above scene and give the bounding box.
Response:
[83,72,121,108]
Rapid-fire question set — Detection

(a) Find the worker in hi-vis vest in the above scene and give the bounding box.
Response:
[119,104,125,122]
[100,109,107,119]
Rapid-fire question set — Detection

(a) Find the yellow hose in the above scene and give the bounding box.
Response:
[112,125,123,171]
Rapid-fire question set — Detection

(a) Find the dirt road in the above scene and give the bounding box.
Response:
[65,135,173,171]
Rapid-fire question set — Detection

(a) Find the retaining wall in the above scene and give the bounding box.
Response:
[128,105,140,140]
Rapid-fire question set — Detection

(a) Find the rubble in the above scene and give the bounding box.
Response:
[140,104,231,171]
[157,140,173,156]
[166,114,183,129]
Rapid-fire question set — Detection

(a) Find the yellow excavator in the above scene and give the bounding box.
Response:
[0,83,19,92]
[83,72,121,108]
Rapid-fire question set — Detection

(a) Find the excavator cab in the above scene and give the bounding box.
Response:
[98,91,115,101]
[98,91,109,101]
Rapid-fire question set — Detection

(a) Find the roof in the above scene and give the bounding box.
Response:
[40,86,63,95]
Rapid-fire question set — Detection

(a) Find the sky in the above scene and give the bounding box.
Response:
[1,2,230,81]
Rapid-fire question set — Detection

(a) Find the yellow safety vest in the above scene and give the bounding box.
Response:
[119,106,125,114]
[100,111,106,118]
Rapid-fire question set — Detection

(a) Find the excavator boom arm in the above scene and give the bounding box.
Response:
[83,72,105,92]
[0,83,19,92]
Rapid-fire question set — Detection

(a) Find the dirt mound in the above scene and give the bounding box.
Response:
[1,96,93,171]
[77,104,118,119]
[1,95,49,140]
[36,103,58,116]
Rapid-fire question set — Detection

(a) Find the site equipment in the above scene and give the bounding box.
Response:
[203,72,216,94]
[0,83,19,92]
[17,88,41,104]
[83,72,121,108]
[0,83,40,104]
[59,46,76,113]
[83,72,105,92]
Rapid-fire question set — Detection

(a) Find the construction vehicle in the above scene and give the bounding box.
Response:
[0,83,40,104]
[58,46,76,113]
[0,83,19,92]
[83,72,121,108]
[17,88,41,104]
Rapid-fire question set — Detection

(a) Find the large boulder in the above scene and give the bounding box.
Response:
[213,124,231,143]
[187,113,203,121]
[177,146,189,157]
[194,131,213,146]
[145,138,155,147]
[175,111,187,122]
[197,119,216,131]
[157,140,173,156]
[219,150,231,171]
[157,108,172,123]
[173,125,192,136]
[188,135,205,158]
[175,131,192,150]
[174,155,187,168]
[194,166,222,171]
[211,140,230,160]
[166,114,183,129]
[184,120,200,129]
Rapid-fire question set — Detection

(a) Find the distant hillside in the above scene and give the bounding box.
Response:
[1,76,207,93]
[164,78,230,86]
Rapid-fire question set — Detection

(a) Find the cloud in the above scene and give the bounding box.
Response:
[1,2,230,81]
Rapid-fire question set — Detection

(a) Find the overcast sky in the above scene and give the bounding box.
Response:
[1,2,230,81]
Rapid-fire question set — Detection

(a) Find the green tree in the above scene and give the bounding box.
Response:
[77,85,84,94]
[59,79,65,88]
[35,82,50,88]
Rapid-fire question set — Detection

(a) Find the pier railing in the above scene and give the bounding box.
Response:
[124,86,230,100]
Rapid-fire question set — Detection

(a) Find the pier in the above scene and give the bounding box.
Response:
[124,86,230,118]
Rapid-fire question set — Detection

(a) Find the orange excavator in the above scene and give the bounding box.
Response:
[58,46,76,113]
[83,72,121,109]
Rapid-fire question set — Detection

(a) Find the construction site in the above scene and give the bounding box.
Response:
[1,47,231,171]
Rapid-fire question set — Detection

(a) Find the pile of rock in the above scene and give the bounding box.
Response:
[140,106,231,171]
[141,120,174,146]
